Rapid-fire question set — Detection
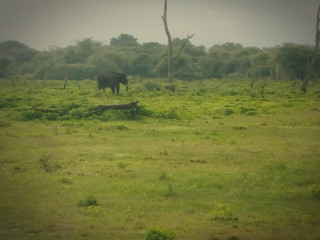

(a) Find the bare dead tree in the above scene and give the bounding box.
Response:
[260,82,266,97]
[161,0,194,83]
[63,71,68,90]
[250,77,255,88]
[301,4,320,92]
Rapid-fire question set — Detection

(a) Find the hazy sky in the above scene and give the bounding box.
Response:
[0,0,319,50]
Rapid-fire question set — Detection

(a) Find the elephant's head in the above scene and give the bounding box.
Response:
[119,73,128,93]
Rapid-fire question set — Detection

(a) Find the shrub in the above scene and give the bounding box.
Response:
[144,81,162,91]
[70,109,85,119]
[45,112,60,121]
[164,84,178,92]
[78,195,99,207]
[145,228,176,240]
[20,110,43,121]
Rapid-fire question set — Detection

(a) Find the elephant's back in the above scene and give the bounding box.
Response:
[97,72,117,88]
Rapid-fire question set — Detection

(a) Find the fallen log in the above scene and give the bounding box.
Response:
[31,105,67,116]
[92,101,139,117]
[30,101,140,118]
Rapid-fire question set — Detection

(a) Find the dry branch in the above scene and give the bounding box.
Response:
[173,34,195,67]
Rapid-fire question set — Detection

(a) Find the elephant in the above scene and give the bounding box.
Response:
[97,71,128,94]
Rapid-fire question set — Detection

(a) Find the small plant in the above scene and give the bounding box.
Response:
[145,227,176,240]
[117,162,126,169]
[78,195,99,207]
[159,171,169,181]
[210,203,238,221]
[223,108,234,116]
[164,184,175,198]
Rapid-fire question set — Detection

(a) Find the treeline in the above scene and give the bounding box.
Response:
[0,33,319,81]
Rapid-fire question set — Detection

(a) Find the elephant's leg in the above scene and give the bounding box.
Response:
[111,87,115,94]
[115,83,120,94]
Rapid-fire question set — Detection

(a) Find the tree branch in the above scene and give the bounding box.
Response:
[173,34,195,67]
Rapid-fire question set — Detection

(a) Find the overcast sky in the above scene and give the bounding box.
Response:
[0,0,319,50]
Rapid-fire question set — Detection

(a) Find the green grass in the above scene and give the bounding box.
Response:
[0,78,320,239]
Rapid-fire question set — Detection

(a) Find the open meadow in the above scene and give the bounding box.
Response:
[0,78,320,240]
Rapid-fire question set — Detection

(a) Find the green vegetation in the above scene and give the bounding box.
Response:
[0,78,320,239]
[1,35,320,83]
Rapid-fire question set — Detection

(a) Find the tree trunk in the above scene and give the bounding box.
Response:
[162,0,174,83]
[301,4,320,92]
[63,71,68,90]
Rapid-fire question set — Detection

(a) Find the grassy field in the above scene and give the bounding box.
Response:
[0,78,320,240]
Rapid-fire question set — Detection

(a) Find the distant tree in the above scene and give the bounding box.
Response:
[141,42,163,54]
[64,38,101,64]
[0,58,12,78]
[276,43,313,81]
[110,34,139,47]
[249,52,272,77]
[0,40,28,51]
[0,40,37,77]
[132,64,152,77]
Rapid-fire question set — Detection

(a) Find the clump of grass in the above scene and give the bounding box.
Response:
[164,184,176,198]
[209,203,238,221]
[143,128,159,136]
[0,121,11,127]
[39,155,61,173]
[311,184,320,202]
[159,150,169,156]
[104,124,129,131]
[159,171,169,181]
[145,227,176,240]
[60,177,72,184]
[117,162,126,169]
[78,195,99,207]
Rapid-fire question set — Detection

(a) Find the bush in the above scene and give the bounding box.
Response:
[144,81,162,91]
[164,84,178,92]
[78,195,99,207]
[145,228,176,240]
[20,110,43,121]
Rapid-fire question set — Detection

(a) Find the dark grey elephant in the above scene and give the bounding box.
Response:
[97,71,128,94]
